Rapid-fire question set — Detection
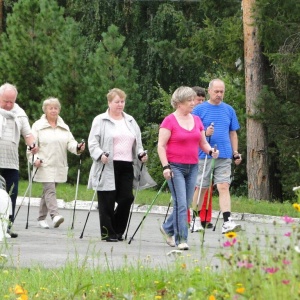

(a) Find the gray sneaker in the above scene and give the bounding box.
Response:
[38,220,50,229]
[52,215,64,228]
[160,225,175,247]
[222,217,241,234]
[178,243,189,250]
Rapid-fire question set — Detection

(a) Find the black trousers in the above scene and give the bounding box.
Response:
[97,161,134,240]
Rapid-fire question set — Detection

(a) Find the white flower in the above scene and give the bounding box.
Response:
[295,246,300,253]
[292,186,300,191]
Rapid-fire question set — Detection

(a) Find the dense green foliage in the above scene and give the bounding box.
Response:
[0,0,299,200]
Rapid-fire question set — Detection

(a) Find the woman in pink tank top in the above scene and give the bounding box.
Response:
[157,86,219,250]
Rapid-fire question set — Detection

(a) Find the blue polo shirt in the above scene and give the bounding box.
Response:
[192,101,240,159]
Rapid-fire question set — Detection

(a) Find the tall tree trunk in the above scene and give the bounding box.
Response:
[243,0,270,200]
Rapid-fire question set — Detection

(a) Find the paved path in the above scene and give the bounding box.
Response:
[1,200,296,269]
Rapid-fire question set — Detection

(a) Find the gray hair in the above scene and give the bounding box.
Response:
[208,78,225,90]
[0,83,18,98]
[42,97,61,113]
[171,86,196,108]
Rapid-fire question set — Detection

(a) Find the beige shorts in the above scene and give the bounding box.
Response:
[195,158,232,188]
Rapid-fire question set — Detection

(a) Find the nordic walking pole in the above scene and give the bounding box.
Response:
[25,142,37,229]
[191,154,207,232]
[163,196,172,224]
[14,166,39,220]
[79,152,109,239]
[213,211,221,231]
[125,152,147,240]
[25,158,33,229]
[202,145,217,246]
[128,180,167,244]
[71,139,85,230]
[191,123,214,233]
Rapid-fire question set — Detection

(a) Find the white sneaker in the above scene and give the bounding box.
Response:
[178,243,189,250]
[160,225,175,247]
[38,220,50,229]
[190,219,204,233]
[222,217,241,234]
[52,215,64,228]
[5,233,11,238]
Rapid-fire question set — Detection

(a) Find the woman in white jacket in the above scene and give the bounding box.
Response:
[88,88,155,242]
[28,98,85,229]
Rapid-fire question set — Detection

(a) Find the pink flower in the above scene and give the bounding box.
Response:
[263,267,279,274]
[282,215,294,224]
[284,232,291,237]
[282,259,290,265]
[237,260,253,269]
[223,238,237,247]
[282,280,290,285]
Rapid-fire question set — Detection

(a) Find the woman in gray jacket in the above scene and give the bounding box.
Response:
[88,88,155,242]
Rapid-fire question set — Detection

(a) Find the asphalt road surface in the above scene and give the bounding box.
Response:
[0,204,294,269]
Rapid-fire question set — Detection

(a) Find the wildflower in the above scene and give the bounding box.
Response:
[284,232,291,237]
[181,263,187,269]
[223,238,237,247]
[292,203,300,212]
[295,246,300,253]
[225,232,237,239]
[236,287,245,294]
[208,295,216,300]
[155,296,162,299]
[263,267,279,274]
[12,285,28,300]
[237,260,253,269]
[282,259,291,265]
[14,285,27,295]
[282,280,290,285]
[282,215,294,224]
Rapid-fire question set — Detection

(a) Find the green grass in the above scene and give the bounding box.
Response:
[18,181,300,218]
[1,225,300,299]
[2,183,300,299]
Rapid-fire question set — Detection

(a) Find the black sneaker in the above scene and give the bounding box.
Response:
[101,236,118,242]
[117,234,124,241]
[7,229,18,238]
[201,222,213,229]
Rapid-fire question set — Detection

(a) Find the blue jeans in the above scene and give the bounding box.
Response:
[162,163,198,245]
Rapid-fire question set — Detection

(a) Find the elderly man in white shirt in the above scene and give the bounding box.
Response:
[0,83,38,238]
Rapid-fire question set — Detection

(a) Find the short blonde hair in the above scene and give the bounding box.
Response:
[171,86,196,108]
[107,88,127,102]
[42,97,61,113]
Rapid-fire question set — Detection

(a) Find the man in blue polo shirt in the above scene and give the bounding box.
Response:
[192,78,242,233]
